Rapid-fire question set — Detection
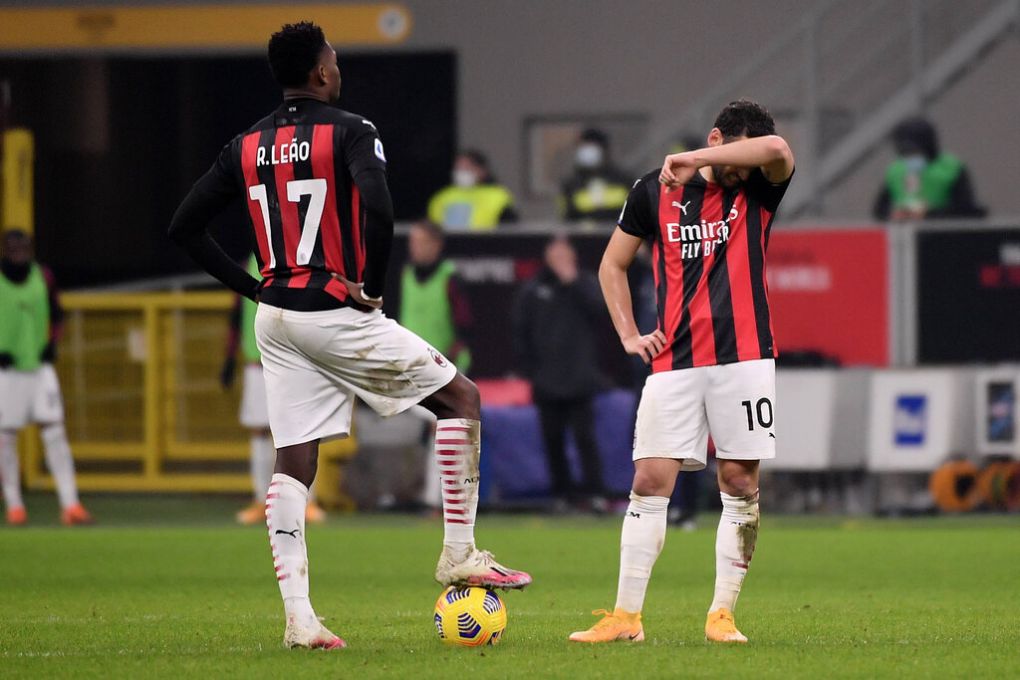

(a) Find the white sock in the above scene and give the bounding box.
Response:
[615,492,669,613]
[421,422,441,508]
[266,473,317,628]
[0,431,24,510]
[250,434,274,502]
[41,424,80,509]
[710,491,760,612]
[436,419,480,557]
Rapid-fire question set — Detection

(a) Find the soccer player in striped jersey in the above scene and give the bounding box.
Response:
[169,22,530,651]
[569,99,794,644]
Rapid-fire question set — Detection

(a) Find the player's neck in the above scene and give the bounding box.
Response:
[282,88,331,104]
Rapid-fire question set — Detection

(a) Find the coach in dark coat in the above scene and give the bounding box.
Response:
[512,235,608,509]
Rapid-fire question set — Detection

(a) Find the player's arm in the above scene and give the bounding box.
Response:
[332,122,392,308]
[40,265,63,362]
[168,143,261,301]
[599,229,666,365]
[660,135,795,188]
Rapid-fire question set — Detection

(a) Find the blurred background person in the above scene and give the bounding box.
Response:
[428,149,518,231]
[559,128,632,224]
[873,116,985,222]
[0,229,91,526]
[400,220,474,511]
[513,234,608,511]
[220,254,326,525]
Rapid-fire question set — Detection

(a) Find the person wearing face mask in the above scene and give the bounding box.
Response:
[427,150,518,231]
[0,229,92,526]
[872,117,985,221]
[560,128,633,224]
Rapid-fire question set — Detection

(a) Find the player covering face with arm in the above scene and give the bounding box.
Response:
[571,99,793,645]
[169,22,530,652]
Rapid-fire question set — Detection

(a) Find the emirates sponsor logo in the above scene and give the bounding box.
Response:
[667,206,739,259]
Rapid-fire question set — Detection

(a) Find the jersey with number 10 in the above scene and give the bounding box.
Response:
[204,97,387,311]
[618,167,792,373]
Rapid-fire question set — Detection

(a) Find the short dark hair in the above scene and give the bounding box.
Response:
[267,21,327,88]
[713,99,775,139]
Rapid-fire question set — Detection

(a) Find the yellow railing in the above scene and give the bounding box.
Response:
[21,291,356,498]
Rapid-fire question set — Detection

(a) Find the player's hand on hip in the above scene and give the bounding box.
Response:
[332,274,383,309]
[622,330,668,365]
[659,152,697,189]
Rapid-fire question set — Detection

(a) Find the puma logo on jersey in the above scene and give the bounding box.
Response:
[672,200,691,216]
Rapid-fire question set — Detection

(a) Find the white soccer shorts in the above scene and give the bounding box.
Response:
[0,364,66,430]
[633,358,776,470]
[239,363,270,430]
[255,303,458,448]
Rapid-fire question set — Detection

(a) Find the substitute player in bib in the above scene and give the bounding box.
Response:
[569,100,794,644]
[0,229,92,526]
[169,22,530,650]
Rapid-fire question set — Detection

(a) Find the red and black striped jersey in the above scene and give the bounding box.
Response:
[618,167,793,373]
[202,98,387,311]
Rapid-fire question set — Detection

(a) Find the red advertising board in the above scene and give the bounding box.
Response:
[767,228,888,366]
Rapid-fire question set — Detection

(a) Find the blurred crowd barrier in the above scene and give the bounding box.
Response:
[17,291,355,498]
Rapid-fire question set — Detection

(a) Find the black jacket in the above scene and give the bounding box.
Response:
[512,268,607,400]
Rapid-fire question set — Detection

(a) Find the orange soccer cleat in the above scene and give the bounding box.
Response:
[568,608,644,643]
[235,502,266,525]
[305,501,327,524]
[705,608,748,643]
[61,504,93,526]
[6,506,28,526]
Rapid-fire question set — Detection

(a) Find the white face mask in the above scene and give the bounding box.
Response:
[575,143,604,169]
[453,168,478,188]
[903,154,927,173]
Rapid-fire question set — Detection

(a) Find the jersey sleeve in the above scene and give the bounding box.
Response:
[617,176,657,240]
[344,118,388,178]
[745,167,794,213]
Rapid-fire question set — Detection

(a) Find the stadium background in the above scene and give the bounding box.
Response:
[1,2,1019,677]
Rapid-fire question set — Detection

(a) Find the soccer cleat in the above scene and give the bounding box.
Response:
[283,616,347,650]
[568,608,644,643]
[61,504,93,526]
[6,506,28,526]
[305,501,327,524]
[235,502,266,525]
[435,546,532,590]
[705,608,748,643]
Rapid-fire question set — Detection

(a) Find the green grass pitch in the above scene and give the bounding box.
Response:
[1,495,1018,678]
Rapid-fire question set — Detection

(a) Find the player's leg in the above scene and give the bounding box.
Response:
[238,364,274,524]
[420,373,531,589]
[703,359,775,644]
[32,366,90,525]
[255,305,350,650]
[0,370,31,524]
[571,369,709,643]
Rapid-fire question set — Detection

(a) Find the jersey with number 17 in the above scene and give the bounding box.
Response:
[201,97,387,312]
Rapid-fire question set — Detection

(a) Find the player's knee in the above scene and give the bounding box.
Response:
[445,374,481,420]
[718,469,757,498]
[632,470,674,498]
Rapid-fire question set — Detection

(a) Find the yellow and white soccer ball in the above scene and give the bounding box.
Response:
[433,586,507,646]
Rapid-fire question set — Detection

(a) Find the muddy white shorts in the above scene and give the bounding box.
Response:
[633,358,776,471]
[0,364,65,430]
[255,303,457,448]
[239,363,270,430]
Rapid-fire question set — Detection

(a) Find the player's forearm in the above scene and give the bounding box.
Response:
[687,135,791,170]
[598,258,640,342]
[354,168,394,299]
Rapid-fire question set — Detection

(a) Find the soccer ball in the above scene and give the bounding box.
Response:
[433,586,507,646]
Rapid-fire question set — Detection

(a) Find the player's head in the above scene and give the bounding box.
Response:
[408,220,445,266]
[267,21,341,102]
[544,232,577,270]
[453,149,493,187]
[1,229,33,267]
[706,99,776,188]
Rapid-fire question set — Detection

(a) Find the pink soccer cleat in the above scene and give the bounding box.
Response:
[435,546,532,590]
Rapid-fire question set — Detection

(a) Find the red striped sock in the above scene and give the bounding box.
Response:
[436,418,480,550]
